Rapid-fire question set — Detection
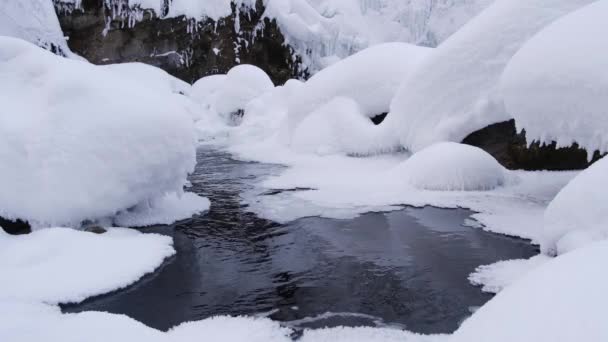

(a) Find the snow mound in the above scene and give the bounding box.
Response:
[387,0,595,153]
[0,0,73,56]
[286,42,430,136]
[0,37,199,227]
[0,227,175,304]
[501,1,608,157]
[300,326,446,342]
[290,97,399,156]
[542,156,608,256]
[468,255,550,293]
[192,65,273,125]
[102,62,191,96]
[453,240,608,342]
[398,142,506,191]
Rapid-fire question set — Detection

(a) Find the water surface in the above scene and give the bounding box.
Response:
[63,149,536,334]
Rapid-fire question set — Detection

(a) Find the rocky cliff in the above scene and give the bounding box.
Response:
[53,0,306,84]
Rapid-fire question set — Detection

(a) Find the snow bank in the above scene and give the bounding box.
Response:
[0,37,201,227]
[263,0,492,72]
[501,1,608,157]
[387,0,595,153]
[453,240,608,342]
[397,142,506,191]
[115,192,211,227]
[290,97,399,156]
[102,62,191,96]
[300,326,446,342]
[542,156,608,256]
[0,227,175,304]
[286,42,430,136]
[468,254,550,293]
[1,0,74,56]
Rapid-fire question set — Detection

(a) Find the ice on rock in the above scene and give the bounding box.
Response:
[290,97,399,156]
[386,0,596,153]
[542,156,608,256]
[453,240,608,342]
[501,0,608,157]
[0,37,203,227]
[397,142,506,191]
[286,42,431,137]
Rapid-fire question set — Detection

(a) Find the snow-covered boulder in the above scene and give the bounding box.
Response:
[191,65,273,125]
[501,1,608,157]
[290,97,398,156]
[0,0,73,56]
[286,42,430,136]
[398,142,506,191]
[101,62,191,96]
[387,0,595,153]
[453,240,608,342]
[0,37,200,228]
[542,156,608,256]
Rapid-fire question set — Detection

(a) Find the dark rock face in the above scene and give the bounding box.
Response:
[463,120,603,170]
[53,0,306,84]
[0,217,31,235]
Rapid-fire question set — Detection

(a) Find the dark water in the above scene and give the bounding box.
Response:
[63,149,536,334]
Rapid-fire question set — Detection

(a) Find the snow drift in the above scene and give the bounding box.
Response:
[387,0,596,153]
[501,0,608,157]
[453,240,608,342]
[286,42,430,137]
[397,142,506,191]
[542,156,608,256]
[0,37,201,227]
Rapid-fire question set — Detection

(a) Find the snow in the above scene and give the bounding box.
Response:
[501,0,608,157]
[468,254,550,293]
[285,42,430,137]
[0,37,204,228]
[114,192,211,227]
[0,0,73,56]
[299,326,447,342]
[101,62,191,96]
[290,97,398,156]
[0,227,175,304]
[263,0,492,72]
[542,156,608,256]
[191,65,274,126]
[453,239,608,342]
[386,0,596,153]
[395,142,506,191]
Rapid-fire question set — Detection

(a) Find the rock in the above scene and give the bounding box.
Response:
[0,217,31,235]
[462,119,604,170]
[53,0,306,84]
[84,226,107,234]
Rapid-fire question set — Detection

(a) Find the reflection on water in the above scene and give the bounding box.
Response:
[63,149,536,334]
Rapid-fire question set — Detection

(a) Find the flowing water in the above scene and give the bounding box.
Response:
[63,148,537,334]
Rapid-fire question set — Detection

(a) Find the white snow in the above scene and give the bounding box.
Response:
[101,62,191,96]
[542,156,608,256]
[395,142,506,191]
[468,254,550,293]
[0,227,175,304]
[386,0,596,153]
[285,42,430,137]
[501,0,608,157]
[0,37,204,228]
[290,97,398,156]
[263,0,492,72]
[453,239,608,342]
[299,326,446,342]
[0,0,73,56]
[115,192,210,227]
